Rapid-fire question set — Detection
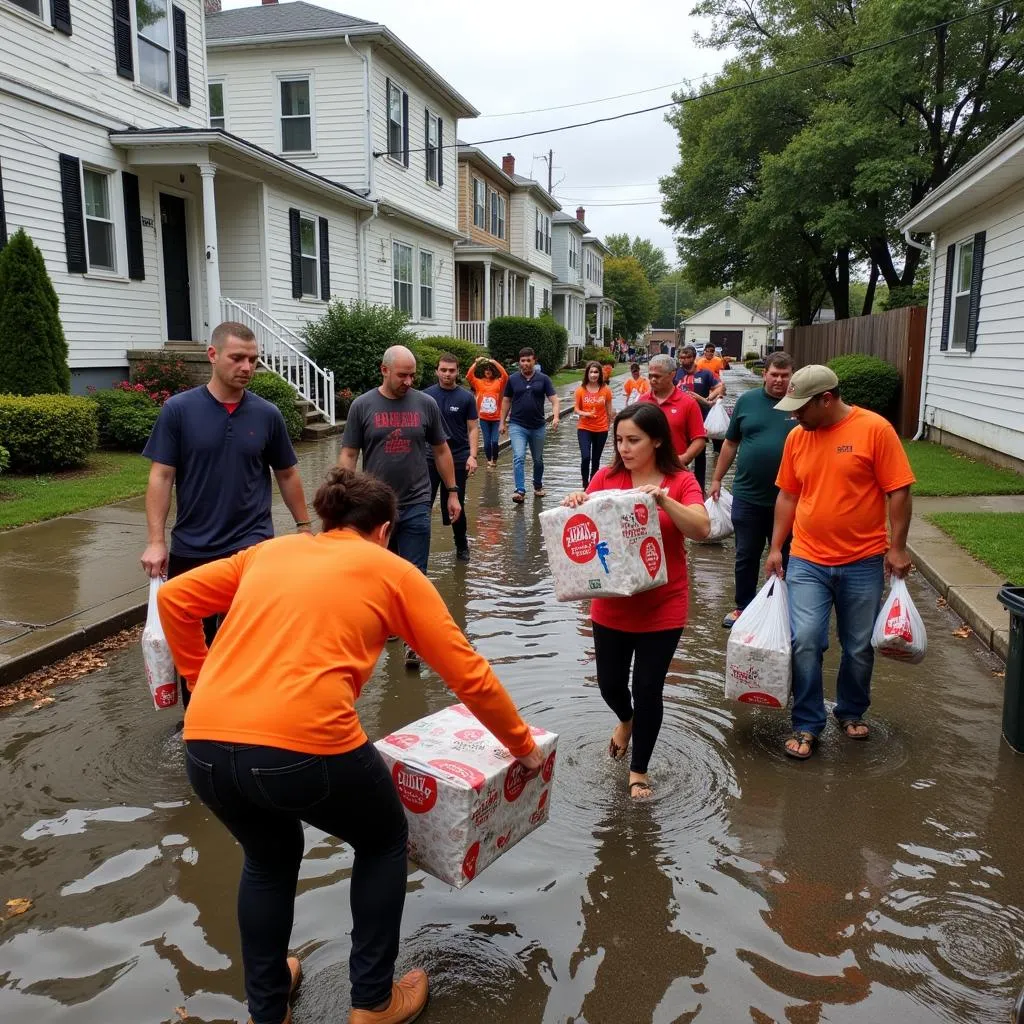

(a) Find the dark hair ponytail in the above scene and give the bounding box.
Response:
[313,468,397,535]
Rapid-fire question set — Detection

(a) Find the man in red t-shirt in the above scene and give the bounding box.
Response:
[641,354,707,484]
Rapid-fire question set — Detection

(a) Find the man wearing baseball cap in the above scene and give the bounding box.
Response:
[765,364,915,760]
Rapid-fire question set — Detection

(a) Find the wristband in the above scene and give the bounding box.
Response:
[295,520,312,527]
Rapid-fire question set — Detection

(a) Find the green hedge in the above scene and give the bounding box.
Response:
[827,355,900,415]
[416,337,484,378]
[408,341,446,387]
[248,372,304,441]
[488,317,550,369]
[539,314,568,371]
[90,387,160,451]
[0,443,8,474]
[0,394,97,471]
[581,345,616,366]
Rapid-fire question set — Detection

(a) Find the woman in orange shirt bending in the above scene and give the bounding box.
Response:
[466,356,509,468]
[574,360,614,487]
[158,469,543,1024]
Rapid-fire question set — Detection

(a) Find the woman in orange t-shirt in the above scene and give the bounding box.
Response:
[602,362,613,383]
[623,362,651,404]
[466,357,509,468]
[574,360,615,486]
[158,469,544,1024]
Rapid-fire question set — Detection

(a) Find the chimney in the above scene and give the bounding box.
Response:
[502,153,515,176]
[576,206,586,223]
[204,0,221,12]
[261,0,277,5]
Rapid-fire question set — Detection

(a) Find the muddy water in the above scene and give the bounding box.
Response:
[2,373,1022,1023]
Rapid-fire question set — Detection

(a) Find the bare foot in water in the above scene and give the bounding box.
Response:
[628,773,653,800]
[608,720,632,760]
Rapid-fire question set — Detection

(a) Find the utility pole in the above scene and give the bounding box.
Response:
[547,149,553,194]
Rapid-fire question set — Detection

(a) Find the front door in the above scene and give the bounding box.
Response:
[710,329,743,358]
[160,194,192,340]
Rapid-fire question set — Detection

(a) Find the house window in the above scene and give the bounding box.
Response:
[8,0,42,18]
[280,78,312,152]
[420,250,433,320]
[425,110,441,184]
[83,169,116,273]
[569,234,579,270]
[209,82,225,129]
[535,213,551,254]
[393,241,413,314]
[299,214,318,297]
[387,80,407,161]
[951,238,974,349]
[490,193,506,239]
[137,0,172,96]
[473,179,486,229]
[528,285,535,317]
[543,288,550,312]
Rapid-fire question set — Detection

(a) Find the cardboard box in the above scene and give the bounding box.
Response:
[375,705,557,888]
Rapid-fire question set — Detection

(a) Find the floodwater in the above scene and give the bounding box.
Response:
[1,371,1022,1024]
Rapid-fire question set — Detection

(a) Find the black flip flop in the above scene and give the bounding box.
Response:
[784,731,817,760]
[839,719,870,740]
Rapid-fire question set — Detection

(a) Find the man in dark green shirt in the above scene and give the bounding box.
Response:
[710,352,796,627]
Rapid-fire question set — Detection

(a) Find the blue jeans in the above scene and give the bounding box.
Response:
[480,419,500,463]
[388,502,431,573]
[787,554,885,735]
[509,422,546,493]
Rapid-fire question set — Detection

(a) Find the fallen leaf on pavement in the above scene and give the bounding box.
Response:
[936,597,948,608]
[32,697,55,709]
[993,671,1006,679]
[175,1008,188,1021]
[952,626,973,639]
[6,898,32,917]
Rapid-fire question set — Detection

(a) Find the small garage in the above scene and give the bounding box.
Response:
[681,298,770,358]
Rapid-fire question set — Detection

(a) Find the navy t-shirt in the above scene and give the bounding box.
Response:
[504,371,556,430]
[423,383,477,461]
[673,367,719,398]
[143,386,297,558]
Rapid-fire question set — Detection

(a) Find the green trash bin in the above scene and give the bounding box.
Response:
[997,585,1024,754]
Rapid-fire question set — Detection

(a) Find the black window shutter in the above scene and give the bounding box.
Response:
[437,118,443,187]
[289,208,302,298]
[112,0,133,80]
[0,157,7,250]
[122,172,145,280]
[172,6,191,107]
[423,108,430,182]
[385,78,392,154]
[402,91,409,168]
[965,230,985,353]
[51,0,72,35]
[318,217,330,301]
[59,154,87,274]
[939,243,956,351]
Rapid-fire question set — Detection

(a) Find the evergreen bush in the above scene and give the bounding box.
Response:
[416,336,484,378]
[90,387,160,451]
[0,229,71,395]
[487,317,551,369]
[582,345,616,366]
[827,355,900,415]
[247,372,304,441]
[0,444,8,474]
[0,394,97,471]
[539,314,568,371]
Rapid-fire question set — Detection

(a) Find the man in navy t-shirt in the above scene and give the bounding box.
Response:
[424,353,479,562]
[673,343,726,493]
[141,321,309,708]
[500,347,560,503]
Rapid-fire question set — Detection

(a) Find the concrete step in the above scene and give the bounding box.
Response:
[301,420,343,440]
[164,340,205,351]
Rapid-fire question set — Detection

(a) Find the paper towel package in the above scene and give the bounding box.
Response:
[538,489,669,601]
[375,705,558,889]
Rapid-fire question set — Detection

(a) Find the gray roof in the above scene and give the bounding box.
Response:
[205,2,375,40]
[553,210,587,230]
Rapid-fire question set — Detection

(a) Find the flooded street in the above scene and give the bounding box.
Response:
[1,372,1021,1023]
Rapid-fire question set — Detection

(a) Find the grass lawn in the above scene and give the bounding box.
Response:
[905,440,1024,496]
[926,512,1024,584]
[0,452,150,530]
[550,368,585,387]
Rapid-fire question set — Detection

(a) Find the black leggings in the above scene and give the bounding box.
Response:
[592,621,683,773]
[578,428,608,487]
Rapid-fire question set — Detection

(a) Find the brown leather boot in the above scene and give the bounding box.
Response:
[247,956,303,1024]
[348,969,429,1024]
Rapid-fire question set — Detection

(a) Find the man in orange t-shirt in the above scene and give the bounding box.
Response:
[623,363,651,404]
[765,365,915,760]
[695,342,728,376]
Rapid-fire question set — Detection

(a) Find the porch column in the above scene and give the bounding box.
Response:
[483,259,492,324]
[503,269,510,315]
[198,162,221,337]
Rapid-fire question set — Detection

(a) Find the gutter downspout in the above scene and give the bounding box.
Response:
[904,227,935,440]
[345,33,378,301]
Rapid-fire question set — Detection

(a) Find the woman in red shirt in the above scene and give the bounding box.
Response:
[573,361,615,487]
[466,357,509,468]
[562,403,709,800]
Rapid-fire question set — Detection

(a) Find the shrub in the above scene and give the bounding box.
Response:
[407,342,447,387]
[487,317,551,369]
[539,314,568,371]
[0,444,8,474]
[247,372,304,441]
[744,350,761,361]
[90,387,160,451]
[416,336,485,378]
[827,355,900,415]
[304,301,417,396]
[129,356,192,403]
[0,394,97,471]
[336,387,354,420]
[582,345,616,366]
[0,228,71,395]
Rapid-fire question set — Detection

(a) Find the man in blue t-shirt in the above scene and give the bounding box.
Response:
[424,353,479,562]
[141,321,310,708]
[674,344,726,493]
[500,347,560,503]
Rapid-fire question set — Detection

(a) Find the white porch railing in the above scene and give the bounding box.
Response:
[455,320,488,346]
[222,298,335,425]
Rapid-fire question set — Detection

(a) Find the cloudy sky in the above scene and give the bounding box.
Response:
[221,0,730,265]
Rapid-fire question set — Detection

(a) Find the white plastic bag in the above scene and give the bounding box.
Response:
[725,577,792,707]
[142,577,179,709]
[705,399,730,439]
[872,577,927,664]
[700,488,734,543]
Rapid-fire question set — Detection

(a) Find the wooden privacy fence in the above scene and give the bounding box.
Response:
[782,306,926,437]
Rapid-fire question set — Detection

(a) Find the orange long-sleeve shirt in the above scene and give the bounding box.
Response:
[157,531,537,758]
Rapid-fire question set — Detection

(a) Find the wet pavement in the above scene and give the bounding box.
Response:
[1,372,1021,1023]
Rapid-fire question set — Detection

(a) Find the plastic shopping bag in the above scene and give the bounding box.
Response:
[699,488,734,543]
[142,577,179,709]
[725,577,792,707]
[705,399,730,440]
[871,577,927,664]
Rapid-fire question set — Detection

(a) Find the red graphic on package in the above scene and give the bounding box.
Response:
[392,762,438,813]
[454,729,485,742]
[884,599,914,642]
[383,733,420,750]
[462,841,481,880]
[153,684,178,708]
[562,514,600,564]
[503,760,531,802]
[633,503,649,526]
[429,759,487,791]
[640,537,663,579]
[542,750,556,783]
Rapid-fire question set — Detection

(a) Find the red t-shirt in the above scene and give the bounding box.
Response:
[640,387,707,459]
[585,467,704,632]
[222,401,240,414]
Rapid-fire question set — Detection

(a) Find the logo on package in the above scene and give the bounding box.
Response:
[640,537,663,579]
[563,514,600,564]
[392,762,438,813]
[383,732,420,750]
[633,503,649,526]
[884,600,913,642]
[429,759,486,792]
[503,760,531,803]
[153,684,178,708]
[462,841,481,881]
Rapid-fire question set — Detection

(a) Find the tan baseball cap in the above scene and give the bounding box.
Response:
[775,365,840,411]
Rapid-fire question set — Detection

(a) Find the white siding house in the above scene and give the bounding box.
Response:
[508,167,558,323]
[680,297,769,359]
[582,234,613,344]
[899,117,1024,468]
[552,211,587,356]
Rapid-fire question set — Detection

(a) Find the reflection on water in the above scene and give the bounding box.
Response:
[2,370,1023,1023]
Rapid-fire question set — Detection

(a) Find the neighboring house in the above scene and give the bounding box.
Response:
[899,115,1024,467]
[551,209,587,360]
[644,327,679,355]
[204,0,478,340]
[582,230,613,345]
[680,297,769,358]
[504,155,558,330]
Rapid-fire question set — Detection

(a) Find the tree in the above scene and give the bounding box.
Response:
[604,256,660,339]
[604,234,670,284]
[0,229,70,395]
